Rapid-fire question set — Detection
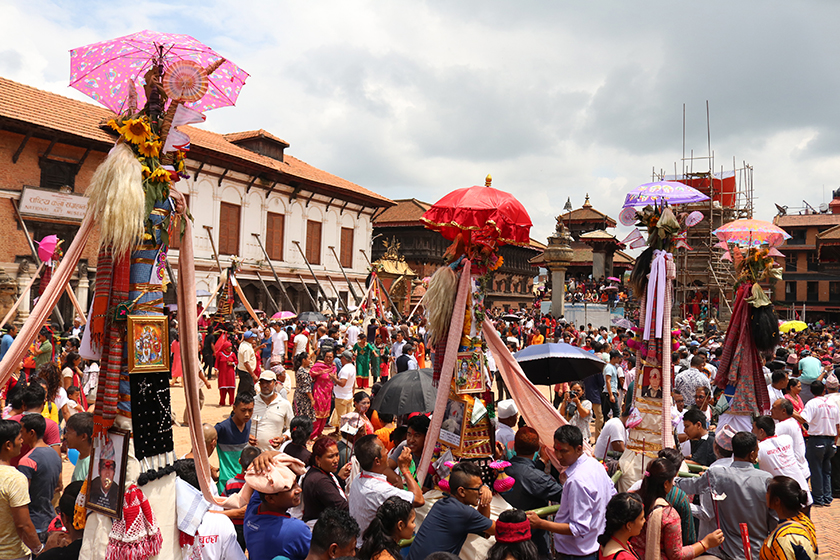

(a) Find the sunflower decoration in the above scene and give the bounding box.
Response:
[105,111,191,247]
[731,244,783,289]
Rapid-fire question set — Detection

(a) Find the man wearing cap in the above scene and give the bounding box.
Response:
[249,370,293,452]
[244,453,310,560]
[496,400,518,458]
[330,351,356,434]
[89,437,120,512]
[676,432,776,560]
[236,332,258,397]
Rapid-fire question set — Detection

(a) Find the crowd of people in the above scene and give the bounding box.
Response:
[0,306,832,560]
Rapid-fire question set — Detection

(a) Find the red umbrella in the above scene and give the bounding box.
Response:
[420,177,532,246]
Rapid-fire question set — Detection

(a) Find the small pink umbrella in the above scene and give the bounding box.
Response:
[69,30,249,115]
[36,235,60,262]
[271,311,296,320]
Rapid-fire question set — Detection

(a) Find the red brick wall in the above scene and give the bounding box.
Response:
[0,130,105,265]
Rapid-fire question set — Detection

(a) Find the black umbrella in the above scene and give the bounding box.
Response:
[502,314,521,322]
[297,311,327,323]
[372,368,437,416]
[513,342,605,385]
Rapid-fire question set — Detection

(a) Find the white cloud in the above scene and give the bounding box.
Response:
[3,0,840,247]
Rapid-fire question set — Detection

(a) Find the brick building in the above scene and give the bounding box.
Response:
[0,76,393,327]
[773,192,840,321]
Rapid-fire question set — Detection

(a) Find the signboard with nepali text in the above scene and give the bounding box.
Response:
[19,187,88,222]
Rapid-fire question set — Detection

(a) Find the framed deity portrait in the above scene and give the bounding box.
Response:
[85,428,130,518]
[127,315,169,374]
[454,352,485,395]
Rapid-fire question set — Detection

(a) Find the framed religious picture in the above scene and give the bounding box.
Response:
[127,315,169,373]
[439,396,468,451]
[85,428,130,518]
[454,352,485,394]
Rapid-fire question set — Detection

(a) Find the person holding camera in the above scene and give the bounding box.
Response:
[560,381,593,443]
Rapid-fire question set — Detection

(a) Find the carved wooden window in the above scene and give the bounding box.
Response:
[306,220,322,265]
[266,212,285,261]
[340,227,354,268]
[218,202,240,255]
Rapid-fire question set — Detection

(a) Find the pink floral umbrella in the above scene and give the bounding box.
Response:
[69,30,249,115]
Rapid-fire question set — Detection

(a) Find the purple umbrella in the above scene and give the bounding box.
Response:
[622,181,709,208]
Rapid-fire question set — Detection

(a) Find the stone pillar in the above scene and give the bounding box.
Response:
[75,263,90,313]
[591,250,606,280]
[15,259,33,325]
[551,266,567,318]
[542,222,574,318]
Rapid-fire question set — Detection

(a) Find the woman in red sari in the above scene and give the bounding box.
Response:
[310,348,337,438]
[215,340,237,407]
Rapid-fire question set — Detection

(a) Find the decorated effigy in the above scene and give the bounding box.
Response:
[710,219,787,430]
[0,30,248,560]
[415,176,531,489]
[618,182,709,480]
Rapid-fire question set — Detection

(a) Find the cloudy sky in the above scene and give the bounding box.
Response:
[2,0,840,245]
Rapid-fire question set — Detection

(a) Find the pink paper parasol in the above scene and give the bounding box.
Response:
[713,219,791,248]
[36,235,60,262]
[271,311,297,320]
[69,30,249,115]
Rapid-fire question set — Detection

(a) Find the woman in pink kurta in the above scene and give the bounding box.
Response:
[215,340,237,406]
[309,348,336,438]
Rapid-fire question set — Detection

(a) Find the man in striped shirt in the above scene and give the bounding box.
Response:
[214,394,253,495]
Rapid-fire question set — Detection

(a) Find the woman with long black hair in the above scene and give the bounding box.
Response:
[631,458,723,559]
[760,476,818,560]
[358,496,415,560]
[598,493,645,560]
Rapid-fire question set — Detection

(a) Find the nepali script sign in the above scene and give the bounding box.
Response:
[19,187,88,221]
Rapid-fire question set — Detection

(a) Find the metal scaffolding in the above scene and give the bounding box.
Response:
[652,103,755,323]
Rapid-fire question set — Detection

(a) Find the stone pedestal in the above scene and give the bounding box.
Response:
[543,222,574,318]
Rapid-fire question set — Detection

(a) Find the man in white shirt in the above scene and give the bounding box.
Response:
[348,434,424,537]
[767,370,788,404]
[801,381,840,506]
[293,325,309,357]
[346,321,360,347]
[330,351,356,433]
[270,323,288,362]
[236,332,258,397]
[250,370,293,452]
[593,407,629,460]
[176,460,247,560]
[752,415,812,506]
[771,398,809,479]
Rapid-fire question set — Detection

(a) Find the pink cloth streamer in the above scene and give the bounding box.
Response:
[0,213,94,384]
[660,256,675,448]
[643,250,671,341]
[484,318,592,467]
[416,260,471,485]
[172,190,226,507]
